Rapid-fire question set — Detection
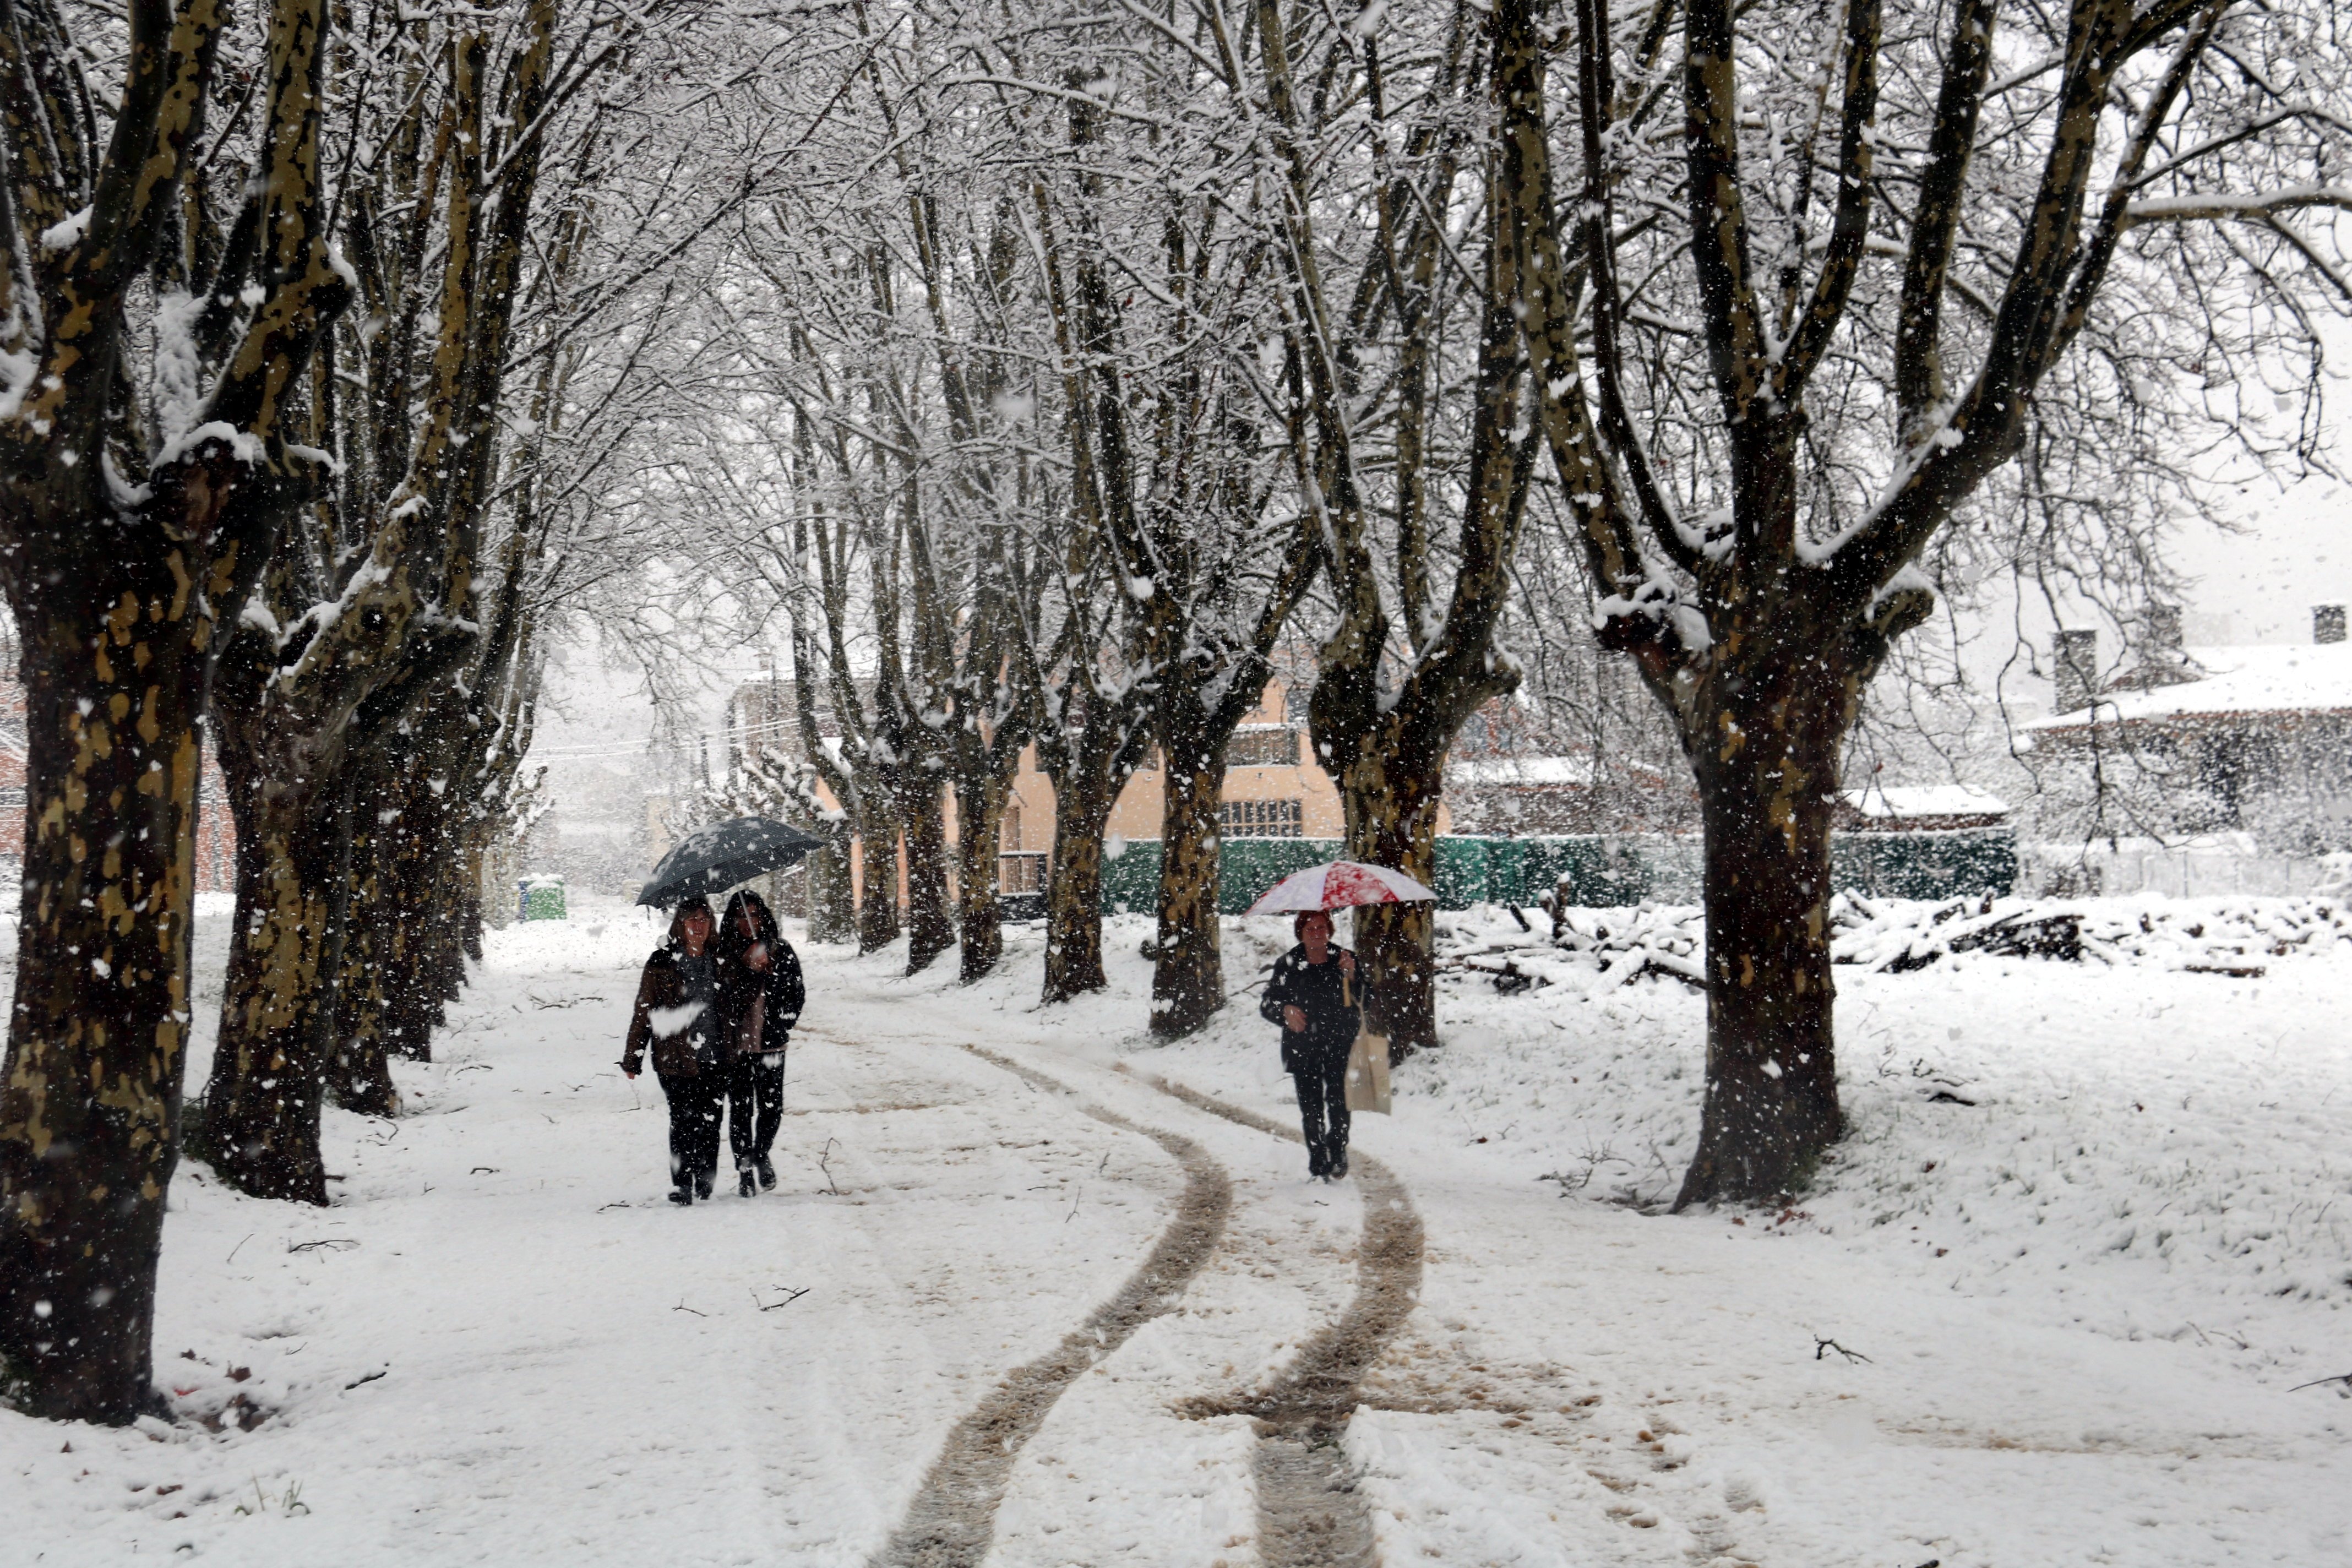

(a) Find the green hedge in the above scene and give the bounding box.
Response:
[1831,829,2018,902]
[1092,827,2013,914]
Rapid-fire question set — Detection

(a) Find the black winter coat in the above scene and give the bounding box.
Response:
[1260,944,1361,1074]
[623,948,721,1079]
[717,905,805,1061]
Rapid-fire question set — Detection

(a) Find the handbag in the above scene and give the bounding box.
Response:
[1341,971,1392,1115]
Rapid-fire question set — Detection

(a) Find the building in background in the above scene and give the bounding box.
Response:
[2026,602,2352,893]
[0,650,234,895]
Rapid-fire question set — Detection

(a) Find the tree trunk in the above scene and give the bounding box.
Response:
[323,801,399,1118]
[0,603,210,1424]
[1151,743,1228,1036]
[199,776,356,1205]
[806,818,856,942]
[1336,724,1448,1056]
[854,797,902,954]
[1672,657,1853,1209]
[904,776,955,974]
[374,786,443,1061]
[326,916,400,1118]
[954,770,1011,983]
[1042,777,1117,1003]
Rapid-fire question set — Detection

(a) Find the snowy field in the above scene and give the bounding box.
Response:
[4,895,2349,1565]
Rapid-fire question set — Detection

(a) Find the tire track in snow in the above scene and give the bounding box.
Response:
[873,1044,1232,1568]
[1131,1069,1425,1568]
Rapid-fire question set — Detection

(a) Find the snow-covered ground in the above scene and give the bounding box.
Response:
[4,895,2349,1565]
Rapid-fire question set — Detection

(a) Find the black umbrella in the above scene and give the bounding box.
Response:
[636,816,827,907]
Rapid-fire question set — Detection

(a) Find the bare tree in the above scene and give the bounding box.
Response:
[1504,0,2352,1205]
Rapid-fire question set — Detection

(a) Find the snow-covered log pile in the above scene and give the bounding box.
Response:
[1433,894,2352,990]
[1825,892,2352,974]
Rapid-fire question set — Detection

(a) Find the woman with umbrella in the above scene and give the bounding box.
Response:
[621,896,727,1205]
[1260,910,1363,1181]
[717,889,805,1197]
[1250,861,1436,1183]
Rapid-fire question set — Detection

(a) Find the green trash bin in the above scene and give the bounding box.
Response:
[519,874,567,922]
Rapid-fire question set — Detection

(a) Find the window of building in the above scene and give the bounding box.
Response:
[1220,798,1302,838]
[1224,726,1298,768]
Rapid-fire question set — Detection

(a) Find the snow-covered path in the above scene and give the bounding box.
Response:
[6,901,2350,1566]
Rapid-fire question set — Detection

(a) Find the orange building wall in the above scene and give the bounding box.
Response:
[796,676,1447,908]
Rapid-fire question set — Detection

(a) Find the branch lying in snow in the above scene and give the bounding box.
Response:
[674,1299,707,1318]
[2288,1372,2352,1392]
[1438,895,2346,993]
[755,1287,811,1313]
[1814,1336,1871,1364]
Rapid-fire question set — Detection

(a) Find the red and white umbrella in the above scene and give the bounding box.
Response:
[1243,860,1438,914]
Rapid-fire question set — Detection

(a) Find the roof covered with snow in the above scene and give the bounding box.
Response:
[2034,643,2352,728]
[1838,782,2010,819]
[1447,755,1602,787]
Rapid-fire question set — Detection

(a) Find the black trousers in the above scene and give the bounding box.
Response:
[1291,1053,1351,1177]
[727,1050,786,1169]
[659,1071,725,1191]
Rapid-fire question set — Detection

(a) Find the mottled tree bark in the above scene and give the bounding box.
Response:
[0,567,215,1422]
[953,768,1012,982]
[903,776,955,974]
[1040,731,1137,1002]
[805,818,856,942]
[198,774,356,1204]
[856,798,903,955]
[1331,722,1449,1055]
[1151,739,1230,1037]
[323,770,402,1115]
[1042,785,1114,1003]
[1673,639,1858,1205]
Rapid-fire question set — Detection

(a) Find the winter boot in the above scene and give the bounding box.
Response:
[668,1186,693,1206]
[739,1168,757,1198]
[755,1156,777,1191]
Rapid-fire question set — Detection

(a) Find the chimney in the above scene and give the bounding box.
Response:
[2053,627,2099,714]
[2317,602,2347,646]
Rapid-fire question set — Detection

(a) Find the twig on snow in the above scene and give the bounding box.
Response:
[674,1298,707,1317]
[285,1238,360,1254]
[755,1287,810,1313]
[344,1368,388,1391]
[1814,1337,1871,1364]
[2288,1371,2352,1392]
[226,1233,255,1265]
[816,1137,844,1195]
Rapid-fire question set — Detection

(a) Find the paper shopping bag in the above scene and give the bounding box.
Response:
[1345,1028,1392,1115]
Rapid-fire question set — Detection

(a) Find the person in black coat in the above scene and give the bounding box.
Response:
[717,889,805,1196]
[622,896,726,1204]
[1259,910,1363,1180]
